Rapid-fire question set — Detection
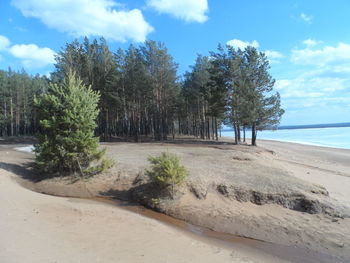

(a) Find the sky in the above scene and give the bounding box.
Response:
[0,0,350,126]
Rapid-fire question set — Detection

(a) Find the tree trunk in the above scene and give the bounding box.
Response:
[252,123,257,146]
[243,126,246,142]
[4,100,7,136]
[106,108,110,141]
[10,97,13,136]
[233,122,238,144]
[237,124,241,143]
[214,117,218,141]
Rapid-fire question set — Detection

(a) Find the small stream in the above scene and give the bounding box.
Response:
[82,196,345,263]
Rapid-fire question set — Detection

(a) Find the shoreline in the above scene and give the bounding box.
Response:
[221,126,350,150]
[258,138,350,151]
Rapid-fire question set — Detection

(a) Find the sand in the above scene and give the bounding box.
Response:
[0,156,287,263]
[257,139,350,204]
[1,137,350,262]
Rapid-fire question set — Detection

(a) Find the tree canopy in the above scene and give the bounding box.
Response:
[0,38,284,146]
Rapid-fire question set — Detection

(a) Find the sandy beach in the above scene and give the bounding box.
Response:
[1,138,350,262]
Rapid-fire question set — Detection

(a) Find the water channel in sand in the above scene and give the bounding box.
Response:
[72,196,344,263]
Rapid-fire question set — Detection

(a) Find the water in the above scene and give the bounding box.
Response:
[14,145,35,153]
[221,127,350,149]
[86,197,341,263]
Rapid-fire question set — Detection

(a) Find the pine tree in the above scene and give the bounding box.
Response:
[209,45,284,145]
[242,47,284,146]
[34,72,112,176]
[141,40,179,140]
[182,54,225,139]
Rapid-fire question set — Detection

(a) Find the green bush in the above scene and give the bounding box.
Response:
[34,72,113,177]
[146,152,188,196]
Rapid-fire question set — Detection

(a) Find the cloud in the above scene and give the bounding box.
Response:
[265,50,283,59]
[276,41,350,111]
[303,38,321,47]
[275,77,347,99]
[226,39,282,63]
[11,0,153,42]
[300,13,313,23]
[225,39,282,64]
[0,35,55,68]
[278,40,350,124]
[0,35,11,51]
[226,39,259,49]
[275,53,350,114]
[264,50,284,64]
[291,42,350,66]
[9,44,56,68]
[147,0,208,23]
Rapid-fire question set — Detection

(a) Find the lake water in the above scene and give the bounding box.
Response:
[221,127,350,149]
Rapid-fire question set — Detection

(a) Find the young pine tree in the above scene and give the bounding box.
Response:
[34,72,112,177]
[146,152,187,197]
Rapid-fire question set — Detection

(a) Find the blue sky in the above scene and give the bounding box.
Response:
[1,0,350,125]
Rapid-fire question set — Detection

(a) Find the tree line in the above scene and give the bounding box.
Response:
[0,37,284,145]
[0,69,49,137]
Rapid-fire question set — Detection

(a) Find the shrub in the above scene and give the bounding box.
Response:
[146,152,188,197]
[34,72,113,177]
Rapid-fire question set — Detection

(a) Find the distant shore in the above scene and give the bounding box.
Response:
[222,126,350,149]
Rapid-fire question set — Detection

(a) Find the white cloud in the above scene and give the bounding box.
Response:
[11,0,153,42]
[300,13,313,23]
[280,41,350,111]
[226,39,259,50]
[275,77,347,99]
[278,39,350,124]
[147,0,208,23]
[291,42,350,66]
[9,44,56,68]
[264,50,284,64]
[0,35,11,51]
[265,50,283,59]
[226,40,282,63]
[303,38,321,47]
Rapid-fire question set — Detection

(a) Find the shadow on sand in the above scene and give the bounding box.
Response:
[102,136,237,146]
[0,161,44,182]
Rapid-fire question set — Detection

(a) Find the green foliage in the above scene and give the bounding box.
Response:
[0,37,284,146]
[150,198,160,206]
[146,152,188,189]
[0,68,49,136]
[209,44,284,145]
[34,71,112,176]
